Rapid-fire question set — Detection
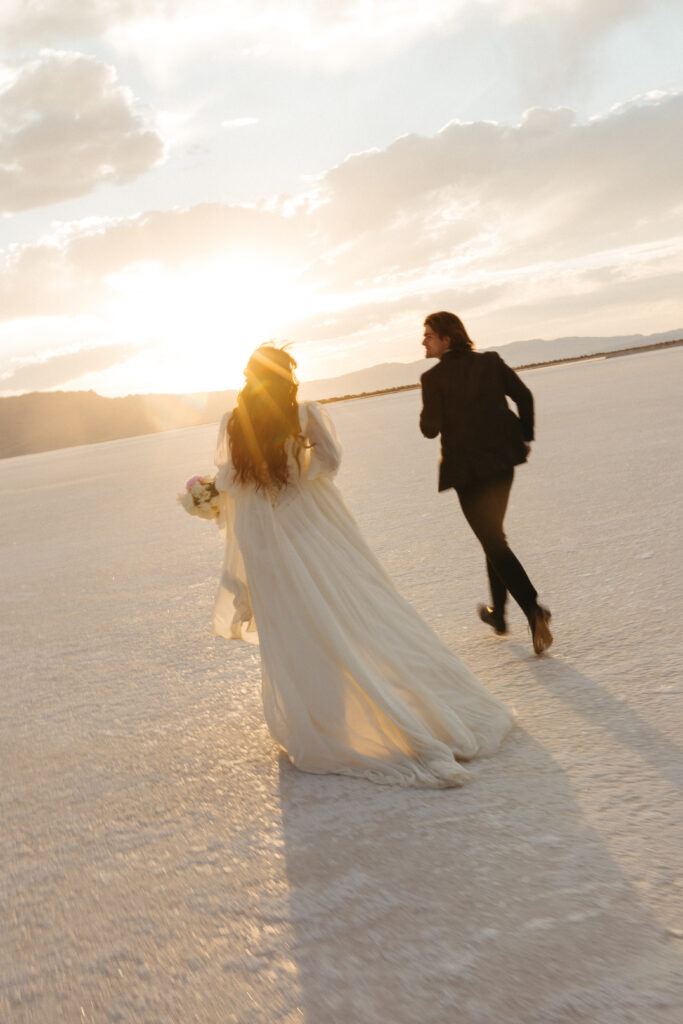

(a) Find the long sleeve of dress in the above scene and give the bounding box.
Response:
[301,402,342,478]
[212,413,257,644]
[210,403,341,644]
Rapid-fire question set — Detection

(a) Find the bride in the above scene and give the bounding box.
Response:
[212,345,514,788]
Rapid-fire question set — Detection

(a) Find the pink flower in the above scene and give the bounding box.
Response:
[185,475,204,490]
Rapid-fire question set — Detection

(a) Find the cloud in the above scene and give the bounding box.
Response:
[309,91,683,272]
[0,50,164,213]
[0,90,681,372]
[0,343,139,392]
[0,202,305,323]
[501,0,672,39]
[0,2,676,136]
[0,2,461,53]
[221,117,258,129]
[0,1,141,47]
[1,1,676,80]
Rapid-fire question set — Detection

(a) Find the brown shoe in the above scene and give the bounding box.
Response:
[530,605,553,655]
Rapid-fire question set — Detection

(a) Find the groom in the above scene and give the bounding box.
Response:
[419,311,553,655]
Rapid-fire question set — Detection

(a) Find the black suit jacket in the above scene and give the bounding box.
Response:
[420,348,534,491]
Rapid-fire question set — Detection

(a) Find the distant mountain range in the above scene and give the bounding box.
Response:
[1,329,681,459]
[0,388,240,461]
[300,327,683,400]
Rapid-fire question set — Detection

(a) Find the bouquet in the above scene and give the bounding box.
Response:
[178,474,221,520]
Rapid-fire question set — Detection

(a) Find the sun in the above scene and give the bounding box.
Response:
[105,256,313,394]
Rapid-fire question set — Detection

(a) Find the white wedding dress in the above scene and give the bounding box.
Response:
[212,402,513,788]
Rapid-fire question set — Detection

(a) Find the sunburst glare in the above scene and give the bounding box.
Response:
[104,256,315,393]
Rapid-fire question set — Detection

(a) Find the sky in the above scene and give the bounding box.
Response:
[0,0,682,397]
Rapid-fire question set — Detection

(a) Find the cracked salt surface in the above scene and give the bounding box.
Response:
[1,348,682,1022]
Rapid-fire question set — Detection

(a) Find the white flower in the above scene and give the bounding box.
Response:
[178,475,220,521]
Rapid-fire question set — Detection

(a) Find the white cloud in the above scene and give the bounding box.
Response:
[94,1,470,83]
[310,90,683,263]
[0,342,139,391]
[2,0,675,74]
[1,89,681,388]
[0,50,164,213]
[0,1,460,52]
[222,117,259,129]
[0,1,144,47]
[284,89,683,349]
[0,201,304,322]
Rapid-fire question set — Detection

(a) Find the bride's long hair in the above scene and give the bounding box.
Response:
[228,345,302,491]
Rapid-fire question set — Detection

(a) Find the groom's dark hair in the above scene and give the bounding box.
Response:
[424,312,475,354]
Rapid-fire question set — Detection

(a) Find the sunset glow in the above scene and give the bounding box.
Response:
[1,2,681,397]
[99,257,317,393]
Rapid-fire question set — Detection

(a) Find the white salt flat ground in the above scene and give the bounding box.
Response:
[1,348,682,1023]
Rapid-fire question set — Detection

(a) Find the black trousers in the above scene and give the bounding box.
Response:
[456,471,537,619]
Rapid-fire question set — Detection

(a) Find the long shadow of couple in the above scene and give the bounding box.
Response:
[275,652,683,1023]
